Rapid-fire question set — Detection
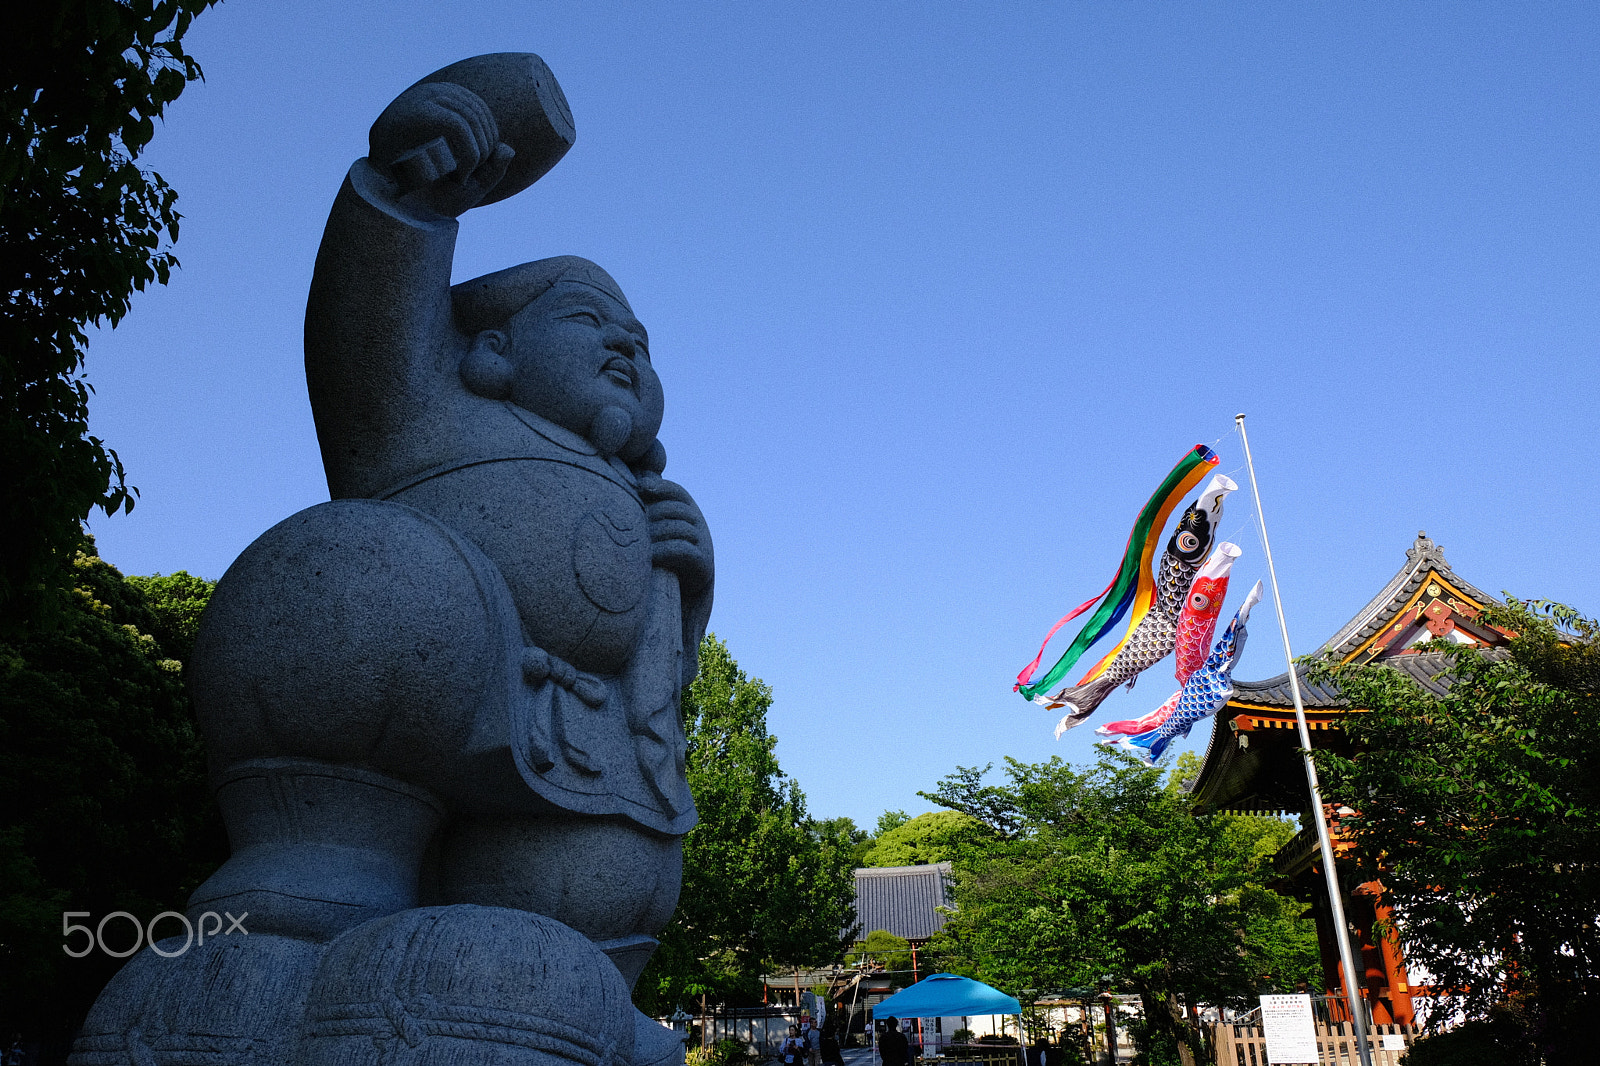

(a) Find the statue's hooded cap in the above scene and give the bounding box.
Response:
[451,256,632,335]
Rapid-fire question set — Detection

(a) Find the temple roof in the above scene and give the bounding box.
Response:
[853,863,952,942]
[1189,532,1510,814]
[1231,651,1466,711]
[1315,531,1500,663]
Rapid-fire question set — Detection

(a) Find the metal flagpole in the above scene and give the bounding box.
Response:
[1234,414,1374,1066]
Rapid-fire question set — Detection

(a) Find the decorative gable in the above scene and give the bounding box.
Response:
[1189,532,1509,815]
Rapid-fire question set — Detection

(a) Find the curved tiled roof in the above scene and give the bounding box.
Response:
[854,863,952,941]
[1318,532,1499,661]
[1188,532,1509,814]
[1231,651,1469,711]
[1231,666,1345,710]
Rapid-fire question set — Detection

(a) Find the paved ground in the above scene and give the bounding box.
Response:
[753,1047,878,1066]
[829,1043,1133,1066]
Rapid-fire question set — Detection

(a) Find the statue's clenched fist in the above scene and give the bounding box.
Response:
[368,82,515,218]
[637,471,713,598]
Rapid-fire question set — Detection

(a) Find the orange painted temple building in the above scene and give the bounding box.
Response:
[1188,532,1510,1026]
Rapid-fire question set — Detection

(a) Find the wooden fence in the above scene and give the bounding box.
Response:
[921,1044,1026,1066]
[1211,1021,1418,1066]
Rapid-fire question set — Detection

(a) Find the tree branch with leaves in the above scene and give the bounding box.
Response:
[1306,597,1598,1062]
[2,0,220,629]
[636,636,858,1014]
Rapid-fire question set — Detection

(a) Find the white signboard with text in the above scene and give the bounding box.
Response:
[1259,994,1319,1064]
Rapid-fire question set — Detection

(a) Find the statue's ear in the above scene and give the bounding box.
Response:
[460,330,513,399]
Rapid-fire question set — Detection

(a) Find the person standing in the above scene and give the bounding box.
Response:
[878,1019,910,1066]
[821,1026,845,1066]
[804,1023,823,1066]
[781,1026,805,1066]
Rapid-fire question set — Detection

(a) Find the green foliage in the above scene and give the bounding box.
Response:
[817,815,873,868]
[1,0,219,628]
[922,753,1319,1062]
[847,929,914,984]
[917,763,1029,839]
[1399,1005,1538,1066]
[1216,814,1322,995]
[124,570,214,662]
[1305,597,1599,1060]
[685,1038,761,1066]
[859,810,987,867]
[813,809,928,870]
[875,809,911,835]
[0,543,225,1042]
[638,636,858,1012]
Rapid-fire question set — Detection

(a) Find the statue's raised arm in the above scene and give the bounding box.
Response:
[305,54,575,499]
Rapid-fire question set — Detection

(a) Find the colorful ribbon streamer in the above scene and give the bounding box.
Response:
[1016,444,1219,703]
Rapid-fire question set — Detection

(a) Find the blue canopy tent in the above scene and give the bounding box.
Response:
[870,975,1026,1064]
[872,974,1021,1018]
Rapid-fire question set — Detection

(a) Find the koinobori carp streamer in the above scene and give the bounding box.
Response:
[1036,473,1237,735]
[1108,581,1264,763]
[1015,445,1219,705]
[1174,541,1241,685]
[1093,541,1241,739]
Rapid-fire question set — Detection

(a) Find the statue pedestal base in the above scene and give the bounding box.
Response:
[189,758,446,942]
[70,905,648,1066]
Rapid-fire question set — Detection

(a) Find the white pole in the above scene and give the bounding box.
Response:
[1233,414,1374,1066]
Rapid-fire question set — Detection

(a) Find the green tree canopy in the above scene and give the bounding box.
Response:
[1307,597,1599,1062]
[637,636,858,1013]
[922,753,1317,1066]
[2,0,218,628]
[859,810,987,868]
[124,569,214,661]
[875,809,911,835]
[0,543,224,1046]
[816,815,873,869]
[813,809,922,870]
[847,929,914,985]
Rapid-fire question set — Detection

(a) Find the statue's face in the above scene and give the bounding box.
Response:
[505,280,663,456]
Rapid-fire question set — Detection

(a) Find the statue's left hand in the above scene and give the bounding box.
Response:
[637,472,713,597]
[368,82,516,218]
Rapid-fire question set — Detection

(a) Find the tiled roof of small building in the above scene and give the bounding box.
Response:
[1231,666,1346,710]
[853,863,952,941]
[1222,532,1503,712]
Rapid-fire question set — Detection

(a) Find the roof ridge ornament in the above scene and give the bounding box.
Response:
[1406,529,1450,569]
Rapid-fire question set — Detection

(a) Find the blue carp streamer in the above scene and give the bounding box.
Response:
[1106,581,1263,764]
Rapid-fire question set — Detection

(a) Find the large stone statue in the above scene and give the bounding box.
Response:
[70,53,712,1066]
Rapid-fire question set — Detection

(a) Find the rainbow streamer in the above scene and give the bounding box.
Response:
[1016,444,1219,704]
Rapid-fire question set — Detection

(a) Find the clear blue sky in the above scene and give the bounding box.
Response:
[85,2,1600,830]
